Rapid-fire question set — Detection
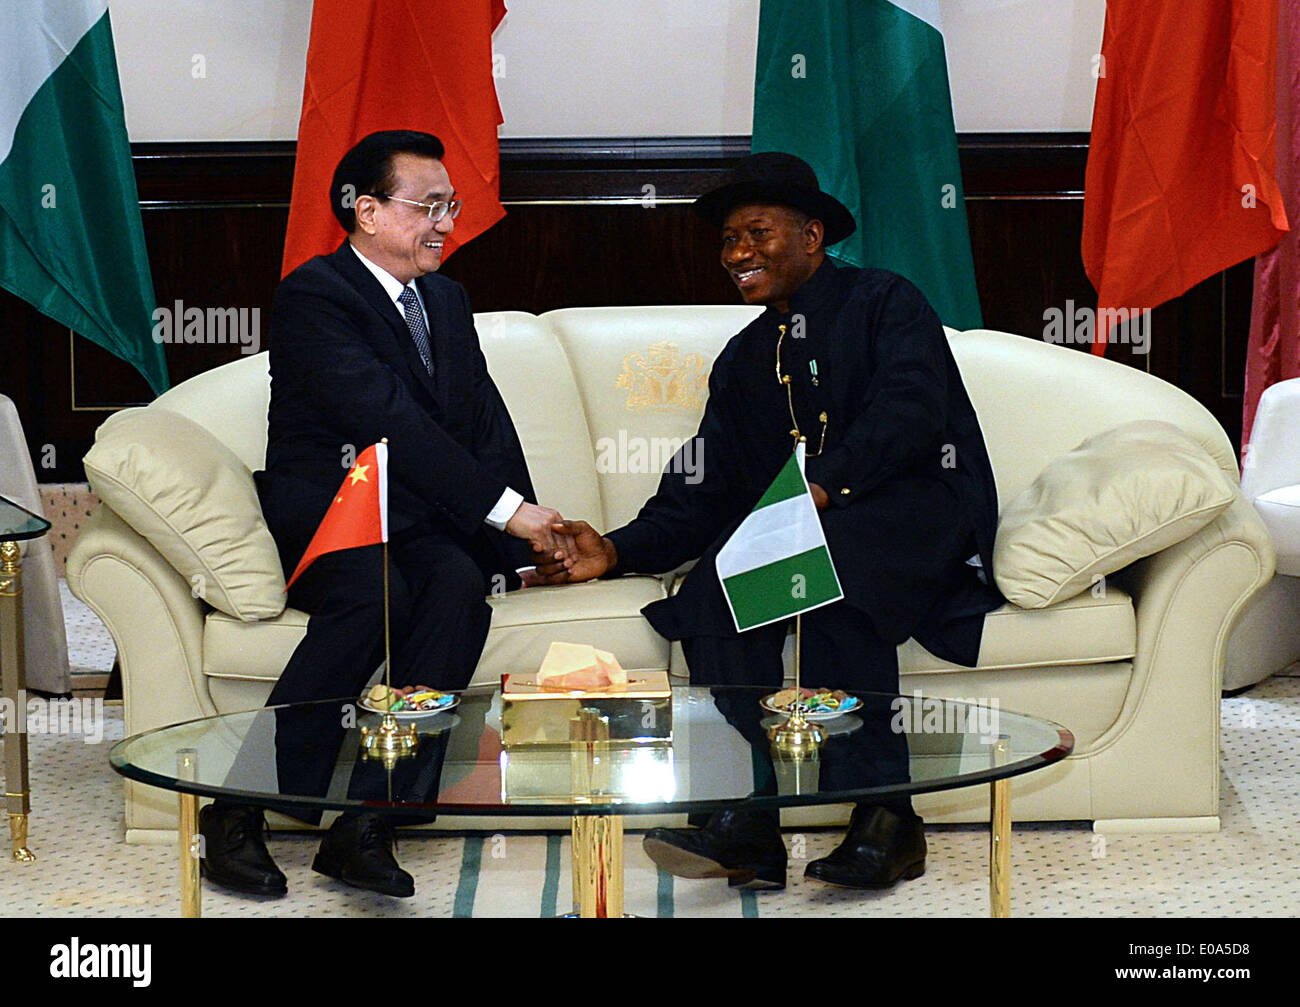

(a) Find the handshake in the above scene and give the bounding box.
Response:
[503,502,617,587]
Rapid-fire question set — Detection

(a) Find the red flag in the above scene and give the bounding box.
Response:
[286,443,389,590]
[1082,1,1289,356]
[1244,0,1300,456]
[281,0,507,277]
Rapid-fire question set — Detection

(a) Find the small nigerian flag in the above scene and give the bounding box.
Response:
[716,442,844,632]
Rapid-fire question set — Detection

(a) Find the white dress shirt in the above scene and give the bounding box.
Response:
[350,243,524,530]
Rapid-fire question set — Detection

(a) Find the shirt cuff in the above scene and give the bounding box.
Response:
[484,487,525,531]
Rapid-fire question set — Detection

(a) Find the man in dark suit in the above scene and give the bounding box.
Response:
[200,130,565,899]
[534,153,1003,892]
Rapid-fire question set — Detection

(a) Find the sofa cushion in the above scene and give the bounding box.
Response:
[149,352,271,474]
[898,584,1136,673]
[993,420,1235,608]
[203,574,670,689]
[950,331,1239,508]
[543,306,761,529]
[474,311,603,524]
[666,577,1136,677]
[84,408,286,621]
[478,575,671,677]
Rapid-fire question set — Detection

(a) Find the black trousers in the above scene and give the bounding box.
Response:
[681,601,915,824]
[268,528,499,707]
[223,528,505,825]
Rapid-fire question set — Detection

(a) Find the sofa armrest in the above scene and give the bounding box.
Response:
[66,505,215,734]
[1092,492,1275,819]
[1243,376,1300,499]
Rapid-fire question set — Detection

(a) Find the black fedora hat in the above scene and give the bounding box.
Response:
[693,152,857,246]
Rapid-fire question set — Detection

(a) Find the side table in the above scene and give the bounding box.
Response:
[0,494,52,863]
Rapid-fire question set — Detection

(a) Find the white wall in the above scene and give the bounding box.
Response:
[109,0,1105,142]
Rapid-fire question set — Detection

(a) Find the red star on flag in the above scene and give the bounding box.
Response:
[285,442,389,589]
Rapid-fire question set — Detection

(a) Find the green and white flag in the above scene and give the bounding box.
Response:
[753,0,983,330]
[717,443,844,632]
[0,0,167,394]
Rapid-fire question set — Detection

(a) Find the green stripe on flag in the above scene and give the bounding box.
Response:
[753,0,983,330]
[752,451,806,510]
[0,11,166,394]
[720,545,841,631]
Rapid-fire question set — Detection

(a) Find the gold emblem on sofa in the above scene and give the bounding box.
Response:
[617,342,709,413]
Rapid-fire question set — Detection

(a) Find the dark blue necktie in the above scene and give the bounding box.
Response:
[397,286,434,376]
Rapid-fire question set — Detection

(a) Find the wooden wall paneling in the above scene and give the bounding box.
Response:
[1,134,1259,482]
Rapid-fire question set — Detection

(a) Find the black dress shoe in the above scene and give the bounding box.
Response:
[643,809,787,891]
[198,804,288,897]
[804,805,926,890]
[312,812,414,898]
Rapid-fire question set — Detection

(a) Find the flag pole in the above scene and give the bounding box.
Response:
[383,539,391,689]
[772,440,823,756]
[360,437,416,763]
[381,436,392,690]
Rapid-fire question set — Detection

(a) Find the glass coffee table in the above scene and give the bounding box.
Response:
[1,494,52,864]
[109,686,1073,918]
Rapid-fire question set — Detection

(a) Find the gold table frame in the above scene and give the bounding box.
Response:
[2,539,37,864]
[128,693,1064,920]
[172,770,1017,919]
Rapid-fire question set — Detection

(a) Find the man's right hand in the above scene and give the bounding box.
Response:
[529,520,615,584]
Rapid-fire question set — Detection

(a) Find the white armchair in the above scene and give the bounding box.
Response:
[1225,377,1300,691]
[0,395,71,695]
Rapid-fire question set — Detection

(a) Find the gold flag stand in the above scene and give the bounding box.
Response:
[769,437,824,754]
[770,612,823,754]
[361,438,417,763]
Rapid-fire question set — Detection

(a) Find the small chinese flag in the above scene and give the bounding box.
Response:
[285,442,389,590]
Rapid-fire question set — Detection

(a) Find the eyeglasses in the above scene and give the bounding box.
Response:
[377,194,463,223]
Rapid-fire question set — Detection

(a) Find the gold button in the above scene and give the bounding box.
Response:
[840,488,851,495]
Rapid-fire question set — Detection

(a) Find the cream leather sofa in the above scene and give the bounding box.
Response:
[67,307,1275,840]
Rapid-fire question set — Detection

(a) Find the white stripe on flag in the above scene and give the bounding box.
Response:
[888,0,942,34]
[715,494,824,580]
[376,442,389,543]
[0,1,108,164]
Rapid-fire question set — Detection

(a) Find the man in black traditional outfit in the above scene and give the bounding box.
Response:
[534,153,1003,891]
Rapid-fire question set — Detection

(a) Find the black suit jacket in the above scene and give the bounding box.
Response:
[606,261,1003,667]
[259,241,535,576]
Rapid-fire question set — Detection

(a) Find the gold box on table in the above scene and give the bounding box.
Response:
[500,670,672,747]
[499,740,676,804]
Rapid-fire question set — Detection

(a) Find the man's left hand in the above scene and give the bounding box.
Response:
[506,502,567,552]
[809,482,830,510]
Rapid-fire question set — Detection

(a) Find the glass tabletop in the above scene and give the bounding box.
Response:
[0,494,50,541]
[110,687,1073,819]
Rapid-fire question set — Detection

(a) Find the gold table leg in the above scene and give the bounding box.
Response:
[571,814,624,918]
[1,539,34,863]
[178,749,200,918]
[989,737,1011,918]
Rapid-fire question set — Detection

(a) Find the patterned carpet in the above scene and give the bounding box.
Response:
[2,585,1297,917]
[2,670,1298,917]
